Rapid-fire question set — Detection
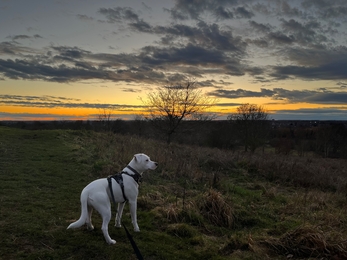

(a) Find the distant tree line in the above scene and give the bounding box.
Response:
[2,78,347,159]
[2,115,347,159]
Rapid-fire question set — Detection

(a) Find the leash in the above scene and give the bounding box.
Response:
[107,171,144,260]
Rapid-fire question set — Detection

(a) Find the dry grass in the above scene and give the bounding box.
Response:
[198,189,234,228]
[78,130,347,194]
[263,225,347,259]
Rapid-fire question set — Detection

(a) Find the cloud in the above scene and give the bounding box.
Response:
[0,95,145,109]
[271,58,347,81]
[166,0,248,21]
[0,111,139,121]
[0,111,81,120]
[77,14,94,21]
[98,7,140,23]
[234,6,254,19]
[0,0,347,89]
[249,21,272,33]
[0,58,110,82]
[209,87,347,104]
[6,34,43,42]
[271,107,347,120]
[0,19,249,85]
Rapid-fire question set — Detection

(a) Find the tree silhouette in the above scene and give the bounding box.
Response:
[143,81,215,143]
[228,103,270,152]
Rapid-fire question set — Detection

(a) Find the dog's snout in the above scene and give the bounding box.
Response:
[155,162,158,166]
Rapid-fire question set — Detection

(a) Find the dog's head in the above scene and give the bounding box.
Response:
[132,153,158,172]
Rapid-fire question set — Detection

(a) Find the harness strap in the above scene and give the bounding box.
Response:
[107,168,141,203]
[126,165,141,180]
[107,173,127,203]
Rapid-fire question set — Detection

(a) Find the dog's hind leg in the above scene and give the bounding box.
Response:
[90,194,116,244]
[94,203,116,244]
[101,208,116,244]
[115,202,126,227]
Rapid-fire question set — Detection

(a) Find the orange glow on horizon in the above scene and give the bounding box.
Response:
[0,105,146,120]
[1,100,345,121]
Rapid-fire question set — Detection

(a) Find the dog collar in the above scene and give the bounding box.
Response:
[125,165,142,184]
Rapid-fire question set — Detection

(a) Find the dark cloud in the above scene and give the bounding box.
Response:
[11,35,31,40]
[214,6,234,19]
[6,34,43,41]
[0,42,18,55]
[0,58,110,82]
[98,7,140,23]
[141,43,227,66]
[0,111,138,120]
[280,1,303,17]
[271,108,347,120]
[77,14,94,21]
[282,46,347,67]
[209,88,273,99]
[128,20,152,33]
[302,0,347,18]
[271,58,347,81]
[209,87,347,104]
[127,20,246,53]
[267,31,295,45]
[0,94,144,109]
[249,21,272,33]
[278,18,330,46]
[167,0,242,20]
[234,6,254,19]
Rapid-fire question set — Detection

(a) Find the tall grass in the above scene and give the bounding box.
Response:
[81,130,347,192]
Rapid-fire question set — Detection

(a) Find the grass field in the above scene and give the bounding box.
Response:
[1,126,347,259]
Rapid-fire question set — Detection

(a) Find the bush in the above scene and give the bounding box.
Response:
[198,189,234,228]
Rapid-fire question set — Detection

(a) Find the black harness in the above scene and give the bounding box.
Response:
[107,165,141,203]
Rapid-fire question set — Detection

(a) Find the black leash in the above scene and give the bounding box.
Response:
[107,172,144,260]
[123,223,144,260]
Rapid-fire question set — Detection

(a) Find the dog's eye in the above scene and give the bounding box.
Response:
[146,159,149,162]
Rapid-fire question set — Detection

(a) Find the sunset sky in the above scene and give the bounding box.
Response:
[1,0,347,121]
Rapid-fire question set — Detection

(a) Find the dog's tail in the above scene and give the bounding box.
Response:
[67,189,89,229]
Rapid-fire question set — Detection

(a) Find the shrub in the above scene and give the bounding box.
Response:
[198,189,234,228]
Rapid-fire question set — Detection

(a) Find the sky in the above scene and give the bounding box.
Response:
[0,0,347,121]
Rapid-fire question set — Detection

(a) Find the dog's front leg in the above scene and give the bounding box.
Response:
[129,199,140,232]
[115,202,125,227]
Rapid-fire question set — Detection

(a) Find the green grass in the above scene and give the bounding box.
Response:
[1,126,347,259]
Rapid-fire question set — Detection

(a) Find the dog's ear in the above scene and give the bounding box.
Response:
[134,153,145,162]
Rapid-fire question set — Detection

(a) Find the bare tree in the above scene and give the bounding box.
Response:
[142,81,215,143]
[97,108,115,131]
[228,103,270,152]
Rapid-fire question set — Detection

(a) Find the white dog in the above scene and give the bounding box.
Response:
[67,153,158,244]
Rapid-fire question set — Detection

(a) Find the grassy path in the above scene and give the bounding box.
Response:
[0,127,91,259]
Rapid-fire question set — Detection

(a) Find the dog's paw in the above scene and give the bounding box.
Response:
[108,239,116,245]
[115,223,122,228]
[87,224,94,231]
[134,228,140,232]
